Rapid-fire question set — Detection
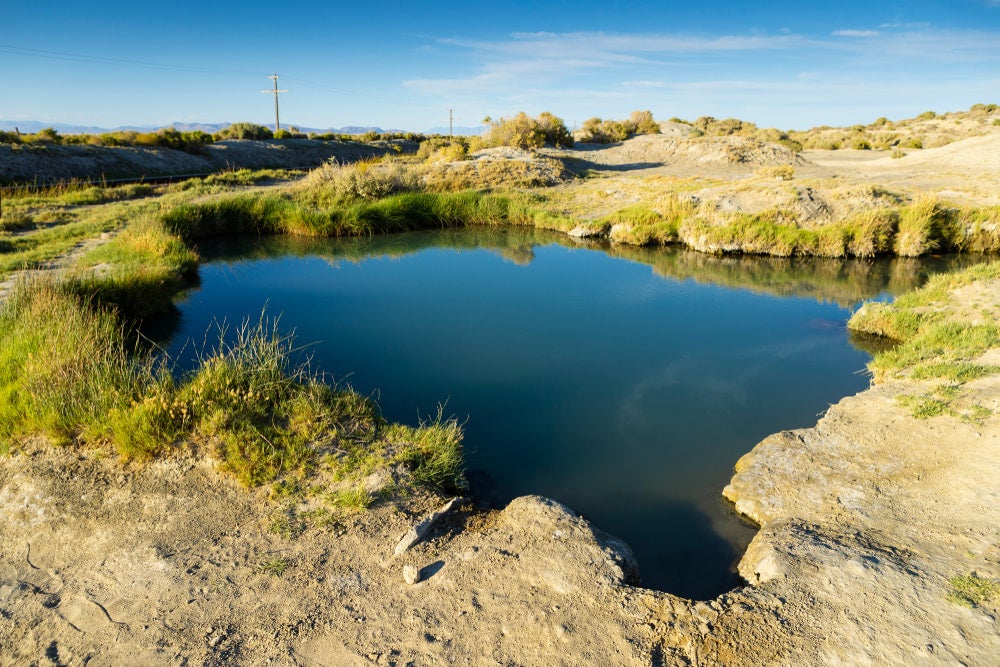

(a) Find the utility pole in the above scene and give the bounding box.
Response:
[260,74,289,133]
[449,108,453,139]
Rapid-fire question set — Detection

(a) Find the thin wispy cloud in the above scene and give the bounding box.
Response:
[404,26,1000,126]
[833,30,881,37]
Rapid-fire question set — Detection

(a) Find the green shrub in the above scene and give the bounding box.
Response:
[216,122,274,141]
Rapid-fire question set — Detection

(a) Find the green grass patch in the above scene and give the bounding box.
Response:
[176,315,376,486]
[911,362,997,382]
[0,278,155,447]
[897,394,952,419]
[896,384,992,422]
[948,573,1000,607]
[873,322,1000,378]
[0,207,136,276]
[849,261,1000,382]
[256,558,290,577]
[385,405,465,492]
[327,486,375,511]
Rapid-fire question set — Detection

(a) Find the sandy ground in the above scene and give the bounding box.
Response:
[2,131,1000,664]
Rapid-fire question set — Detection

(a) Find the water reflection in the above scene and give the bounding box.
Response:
[157,229,986,598]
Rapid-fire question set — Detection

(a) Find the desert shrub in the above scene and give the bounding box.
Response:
[535,111,574,147]
[216,122,274,141]
[481,113,544,149]
[577,110,660,143]
[422,152,568,191]
[19,127,62,144]
[629,110,661,135]
[417,137,469,162]
[301,159,419,202]
[917,111,937,120]
[578,118,630,143]
[852,138,872,150]
[480,112,572,149]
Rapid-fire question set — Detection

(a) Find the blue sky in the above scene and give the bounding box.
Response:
[3,0,999,132]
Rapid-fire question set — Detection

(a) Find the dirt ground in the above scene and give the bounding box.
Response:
[2,132,1000,665]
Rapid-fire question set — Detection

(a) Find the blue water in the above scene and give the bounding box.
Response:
[161,229,966,598]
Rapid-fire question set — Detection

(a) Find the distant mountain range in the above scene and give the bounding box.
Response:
[0,120,483,136]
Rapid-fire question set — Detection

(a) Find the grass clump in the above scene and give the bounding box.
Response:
[606,205,683,245]
[256,558,290,576]
[0,279,156,448]
[948,573,1000,607]
[162,188,545,242]
[177,315,372,487]
[384,405,465,492]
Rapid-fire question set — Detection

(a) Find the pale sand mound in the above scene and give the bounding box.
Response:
[857,134,1000,174]
[552,134,807,173]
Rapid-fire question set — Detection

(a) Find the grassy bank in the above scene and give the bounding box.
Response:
[849,261,1000,421]
[159,189,565,242]
[588,199,1000,258]
[0,275,465,507]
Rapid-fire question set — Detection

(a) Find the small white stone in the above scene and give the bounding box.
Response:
[403,564,420,585]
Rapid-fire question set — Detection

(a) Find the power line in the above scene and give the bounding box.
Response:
[0,44,258,77]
